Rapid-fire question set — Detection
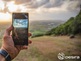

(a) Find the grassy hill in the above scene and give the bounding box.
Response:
[46,10,81,36]
[0,19,81,61]
[13,36,81,61]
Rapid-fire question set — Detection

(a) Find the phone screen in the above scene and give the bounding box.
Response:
[12,13,29,45]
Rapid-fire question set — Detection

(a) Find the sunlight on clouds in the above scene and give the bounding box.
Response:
[6,1,28,12]
[0,1,5,10]
[49,8,67,13]
[7,1,18,12]
[0,0,80,22]
[36,0,41,2]
[36,7,67,14]
[0,12,11,22]
[19,5,27,12]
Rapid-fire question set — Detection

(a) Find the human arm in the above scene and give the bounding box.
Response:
[0,25,32,61]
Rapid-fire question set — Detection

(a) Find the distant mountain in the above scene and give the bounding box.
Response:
[29,20,65,37]
[46,10,81,36]
[29,20,65,32]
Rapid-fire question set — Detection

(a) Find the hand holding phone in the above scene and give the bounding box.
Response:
[12,13,29,45]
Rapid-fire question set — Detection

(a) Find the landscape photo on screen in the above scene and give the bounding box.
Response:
[13,19,28,28]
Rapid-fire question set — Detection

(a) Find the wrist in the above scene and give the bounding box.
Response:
[0,49,11,61]
[0,54,6,61]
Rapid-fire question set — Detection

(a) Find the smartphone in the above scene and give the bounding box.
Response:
[12,13,29,45]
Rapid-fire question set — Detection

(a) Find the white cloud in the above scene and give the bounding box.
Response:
[0,1,5,10]
[0,0,81,21]
[1,0,80,13]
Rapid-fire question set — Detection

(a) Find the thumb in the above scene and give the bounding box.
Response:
[5,25,13,36]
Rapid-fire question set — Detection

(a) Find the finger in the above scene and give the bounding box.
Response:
[16,45,21,51]
[28,33,32,37]
[21,46,28,50]
[28,40,32,44]
[19,40,32,50]
[5,25,13,36]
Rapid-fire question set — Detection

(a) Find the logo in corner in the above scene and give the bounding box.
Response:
[58,53,65,60]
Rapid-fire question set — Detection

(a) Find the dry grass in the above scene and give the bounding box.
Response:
[13,36,81,61]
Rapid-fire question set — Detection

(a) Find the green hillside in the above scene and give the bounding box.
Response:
[46,10,81,36]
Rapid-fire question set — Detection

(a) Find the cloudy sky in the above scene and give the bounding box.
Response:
[0,0,81,22]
